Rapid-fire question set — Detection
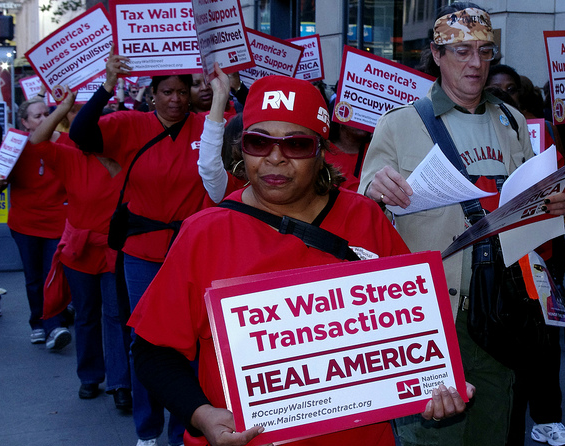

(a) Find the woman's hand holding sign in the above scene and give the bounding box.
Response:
[421,382,475,421]
[191,404,271,446]
[104,44,131,94]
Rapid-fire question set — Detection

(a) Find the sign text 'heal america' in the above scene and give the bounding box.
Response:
[207,252,466,445]
[110,0,200,75]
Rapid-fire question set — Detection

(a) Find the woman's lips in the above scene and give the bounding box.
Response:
[261,174,290,186]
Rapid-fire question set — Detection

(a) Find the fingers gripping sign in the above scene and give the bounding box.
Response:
[104,44,132,93]
[421,382,475,422]
[191,405,271,446]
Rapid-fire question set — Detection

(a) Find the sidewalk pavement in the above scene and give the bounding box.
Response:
[0,268,562,446]
[0,269,170,446]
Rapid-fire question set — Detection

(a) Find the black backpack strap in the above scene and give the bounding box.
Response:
[218,200,360,261]
[499,103,520,140]
[115,126,173,209]
[413,97,484,219]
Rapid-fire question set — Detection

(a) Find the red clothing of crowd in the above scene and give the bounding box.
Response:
[92,110,215,262]
[130,187,410,446]
[7,133,72,238]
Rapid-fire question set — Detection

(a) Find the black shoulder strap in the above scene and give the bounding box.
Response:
[218,200,361,261]
[413,97,483,219]
[115,127,172,208]
[499,103,520,140]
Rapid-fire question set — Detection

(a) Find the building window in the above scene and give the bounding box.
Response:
[347,0,403,61]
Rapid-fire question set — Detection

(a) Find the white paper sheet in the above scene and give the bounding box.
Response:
[498,146,565,266]
[386,144,496,216]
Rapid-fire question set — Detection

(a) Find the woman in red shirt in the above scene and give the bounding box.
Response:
[130,75,472,446]
[5,97,71,350]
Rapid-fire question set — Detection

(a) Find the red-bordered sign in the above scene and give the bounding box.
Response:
[333,45,435,133]
[206,251,466,445]
[109,0,200,76]
[288,34,325,82]
[25,4,112,101]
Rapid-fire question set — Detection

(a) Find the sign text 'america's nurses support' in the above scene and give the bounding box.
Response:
[205,251,466,446]
[334,46,435,133]
[239,28,303,86]
[544,31,565,126]
[110,0,200,76]
[25,4,112,100]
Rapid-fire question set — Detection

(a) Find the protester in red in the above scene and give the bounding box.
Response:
[69,47,231,446]
[4,96,72,350]
[130,75,473,446]
[29,87,132,408]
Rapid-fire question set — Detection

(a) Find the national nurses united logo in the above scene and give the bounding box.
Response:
[334,101,353,122]
[554,98,565,123]
[396,378,422,400]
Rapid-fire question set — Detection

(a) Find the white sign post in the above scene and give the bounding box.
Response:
[191,0,254,80]
[544,31,565,126]
[110,0,201,76]
[206,252,466,445]
[333,46,434,133]
[0,129,29,177]
[25,4,112,101]
[239,28,303,86]
[287,34,325,82]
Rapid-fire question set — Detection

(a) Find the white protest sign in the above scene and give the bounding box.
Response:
[19,76,44,100]
[192,0,254,80]
[544,31,565,126]
[0,129,29,177]
[239,28,303,86]
[25,4,112,101]
[110,0,200,76]
[206,252,466,445]
[442,164,565,260]
[333,46,435,133]
[527,119,545,155]
[287,34,324,82]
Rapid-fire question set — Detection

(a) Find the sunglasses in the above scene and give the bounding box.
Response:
[241,131,321,159]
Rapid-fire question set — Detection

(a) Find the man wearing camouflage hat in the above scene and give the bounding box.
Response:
[359,2,557,445]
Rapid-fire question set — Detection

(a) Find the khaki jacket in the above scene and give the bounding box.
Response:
[358,93,534,320]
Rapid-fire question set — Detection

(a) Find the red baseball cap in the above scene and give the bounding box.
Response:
[243,76,330,139]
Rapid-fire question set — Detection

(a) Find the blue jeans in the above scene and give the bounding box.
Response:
[10,230,63,334]
[63,266,130,391]
[124,253,185,445]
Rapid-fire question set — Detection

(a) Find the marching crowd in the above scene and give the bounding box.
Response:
[3,2,565,446]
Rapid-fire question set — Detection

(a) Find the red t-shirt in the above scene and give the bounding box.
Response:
[7,134,69,239]
[130,188,409,446]
[96,110,214,262]
[35,140,124,274]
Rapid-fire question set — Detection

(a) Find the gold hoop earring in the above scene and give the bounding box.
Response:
[232,159,244,176]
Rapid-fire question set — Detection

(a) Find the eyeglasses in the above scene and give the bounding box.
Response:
[241,131,321,159]
[444,44,498,62]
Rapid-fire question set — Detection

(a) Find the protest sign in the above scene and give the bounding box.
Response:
[19,76,44,100]
[25,4,112,101]
[287,34,324,82]
[191,0,254,80]
[333,46,434,133]
[544,31,565,126]
[442,164,565,260]
[206,251,466,445]
[110,0,200,76]
[239,28,303,86]
[0,129,29,178]
[46,75,106,105]
[527,118,546,155]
